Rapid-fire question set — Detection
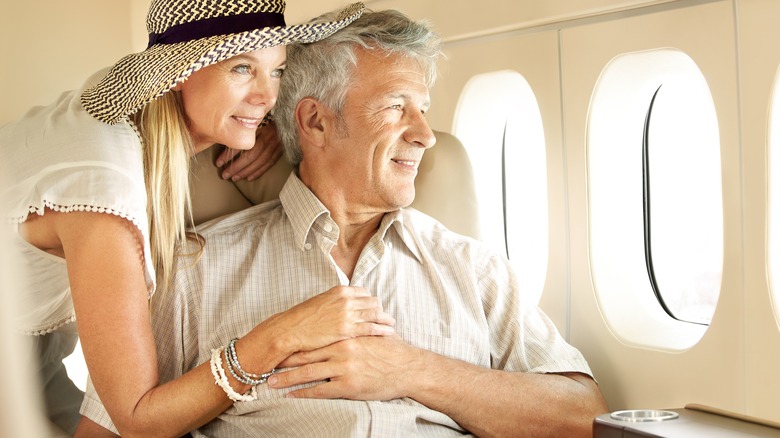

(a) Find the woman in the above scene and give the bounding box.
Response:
[2,1,395,436]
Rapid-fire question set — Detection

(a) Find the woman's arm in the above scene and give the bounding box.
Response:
[57,210,235,437]
[28,210,392,438]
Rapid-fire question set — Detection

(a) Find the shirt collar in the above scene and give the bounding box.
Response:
[381,209,424,264]
[279,172,331,251]
[278,172,423,263]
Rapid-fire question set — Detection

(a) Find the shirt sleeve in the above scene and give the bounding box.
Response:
[480,249,594,376]
[151,246,204,384]
[79,377,120,434]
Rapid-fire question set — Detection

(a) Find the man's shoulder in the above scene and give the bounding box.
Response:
[401,207,478,246]
[193,199,283,238]
[400,207,508,262]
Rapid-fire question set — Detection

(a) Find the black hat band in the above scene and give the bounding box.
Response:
[148,11,286,48]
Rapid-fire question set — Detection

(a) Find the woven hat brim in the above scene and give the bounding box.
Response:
[82,2,364,125]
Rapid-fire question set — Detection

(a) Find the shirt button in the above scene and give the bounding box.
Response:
[304,243,312,250]
[324,223,333,232]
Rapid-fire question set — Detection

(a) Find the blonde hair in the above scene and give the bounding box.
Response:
[133,91,196,290]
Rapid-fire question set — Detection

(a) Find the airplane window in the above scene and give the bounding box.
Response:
[588,49,721,350]
[453,70,549,305]
[768,69,780,327]
[643,81,723,325]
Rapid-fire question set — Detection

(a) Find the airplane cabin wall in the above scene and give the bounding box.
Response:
[0,1,137,125]
[736,0,780,422]
[561,0,744,414]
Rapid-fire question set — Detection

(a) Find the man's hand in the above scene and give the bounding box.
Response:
[268,335,419,401]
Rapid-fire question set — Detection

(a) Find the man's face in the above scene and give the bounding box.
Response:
[325,47,436,212]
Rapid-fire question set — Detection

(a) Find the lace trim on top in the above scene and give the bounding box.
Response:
[10,200,144,230]
[3,85,155,335]
[13,198,154,336]
[26,315,77,336]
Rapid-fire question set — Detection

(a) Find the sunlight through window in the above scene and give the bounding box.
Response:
[453,70,548,305]
[767,67,780,328]
[588,49,721,350]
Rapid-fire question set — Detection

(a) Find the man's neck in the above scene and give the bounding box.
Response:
[299,168,387,279]
[329,211,384,280]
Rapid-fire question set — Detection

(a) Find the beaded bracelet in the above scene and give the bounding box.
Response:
[226,338,276,386]
[210,346,257,402]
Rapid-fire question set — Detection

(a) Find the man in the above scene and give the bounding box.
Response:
[81,8,607,437]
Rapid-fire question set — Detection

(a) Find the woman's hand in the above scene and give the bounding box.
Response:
[240,286,396,367]
[216,121,283,181]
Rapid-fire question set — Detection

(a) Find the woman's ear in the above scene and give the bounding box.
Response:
[295,97,327,148]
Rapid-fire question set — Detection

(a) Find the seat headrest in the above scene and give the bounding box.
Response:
[190,130,479,239]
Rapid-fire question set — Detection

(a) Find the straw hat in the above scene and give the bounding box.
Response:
[81,0,364,125]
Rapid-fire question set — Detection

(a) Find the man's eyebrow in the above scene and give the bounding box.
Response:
[388,93,431,108]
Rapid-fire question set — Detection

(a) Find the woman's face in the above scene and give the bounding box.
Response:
[176,45,286,153]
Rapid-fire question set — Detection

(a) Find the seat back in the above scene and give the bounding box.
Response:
[190,131,479,239]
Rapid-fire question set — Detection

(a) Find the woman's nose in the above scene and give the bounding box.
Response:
[248,76,278,108]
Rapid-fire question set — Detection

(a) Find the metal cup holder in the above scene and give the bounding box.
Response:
[610,409,680,422]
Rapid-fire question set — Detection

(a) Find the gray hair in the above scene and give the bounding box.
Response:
[275,8,442,167]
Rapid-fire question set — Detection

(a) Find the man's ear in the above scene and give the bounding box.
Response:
[295,97,327,148]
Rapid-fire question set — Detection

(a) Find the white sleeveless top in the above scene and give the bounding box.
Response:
[1,69,156,335]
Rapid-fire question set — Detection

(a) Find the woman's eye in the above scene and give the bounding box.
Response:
[390,104,403,110]
[271,67,286,78]
[233,64,251,74]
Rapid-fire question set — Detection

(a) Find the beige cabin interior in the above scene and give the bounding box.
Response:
[3,0,780,434]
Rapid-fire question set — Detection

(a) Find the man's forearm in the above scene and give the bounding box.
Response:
[405,349,608,438]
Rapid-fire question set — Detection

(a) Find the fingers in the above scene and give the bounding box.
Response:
[354,308,395,336]
[269,369,340,399]
[270,286,395,353]
[220,151,258,180]
[218,145,270,180]
[362,308,396,328]
[245,148,283,181]
[268,370,332,394]
[330,285,369,297]
[286,384,335,399]
[325,287,396,333]
[269,370,362,401]
[218,123,283,181]
[365,322,395,336]
[276,346,344,368]
[268,337,406,401]
[215,145,238,168]
[269,352,341,392]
